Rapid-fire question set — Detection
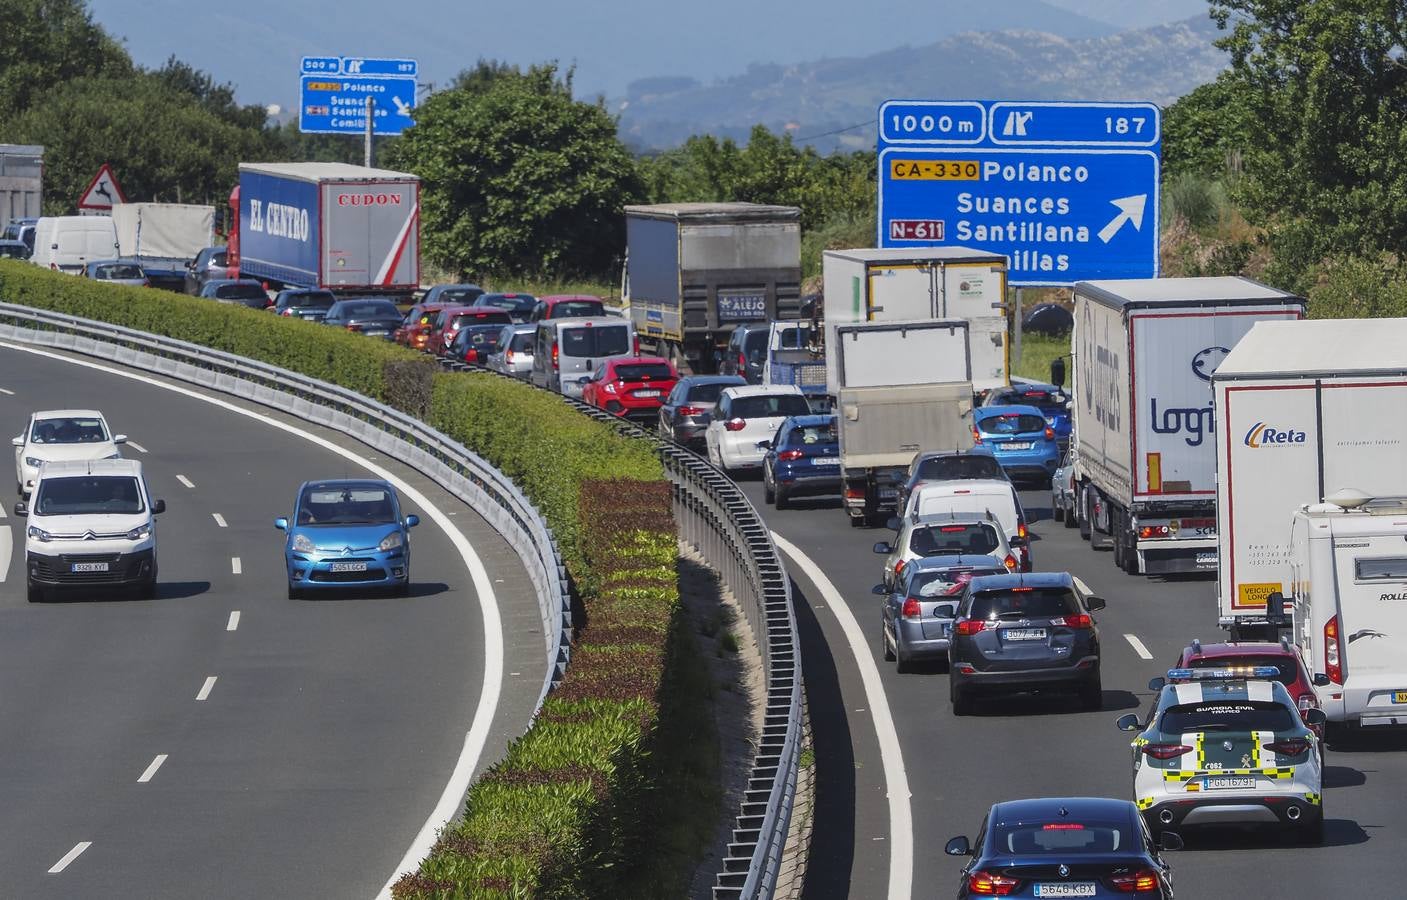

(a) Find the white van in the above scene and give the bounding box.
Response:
[530,316,637,398]
[30,215,119,274]
[902,478,1032,571]
[1274,491,1407,726]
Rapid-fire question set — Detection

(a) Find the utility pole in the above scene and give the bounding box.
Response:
[364,96,374,167]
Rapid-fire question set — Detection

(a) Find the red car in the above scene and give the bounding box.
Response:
[581,357,679,423]
[394,302,449,350]
[529,294,608,322]
[431,306,513,356]
[1170,638,1325,745]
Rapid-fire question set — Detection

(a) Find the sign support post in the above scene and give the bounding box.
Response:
[364,97,374,167]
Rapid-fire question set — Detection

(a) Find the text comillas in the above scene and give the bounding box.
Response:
[247,199,310,242]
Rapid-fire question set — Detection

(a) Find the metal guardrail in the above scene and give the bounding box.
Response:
[0,304,572,710]
[433,357,802,899]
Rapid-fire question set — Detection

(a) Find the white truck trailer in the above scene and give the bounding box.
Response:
[1212,317,1407,638]
[1073,277,1304,575]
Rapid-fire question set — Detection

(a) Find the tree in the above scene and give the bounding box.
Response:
[385,63,643,280]
[0,0,130,123]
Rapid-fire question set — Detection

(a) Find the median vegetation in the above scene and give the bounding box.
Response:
[0,261,719,897]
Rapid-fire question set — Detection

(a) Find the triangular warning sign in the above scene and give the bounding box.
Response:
[78,163,127,210]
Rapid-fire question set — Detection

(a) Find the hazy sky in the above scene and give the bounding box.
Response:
[86,0,1212,107]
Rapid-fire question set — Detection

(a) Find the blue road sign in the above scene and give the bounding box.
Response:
[877,100,1161,286]
[298,62,417,136]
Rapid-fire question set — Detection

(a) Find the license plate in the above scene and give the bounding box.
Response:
[71,561,110,573]
[634,389,661,398]
[811,457,840,466]
[1002,628,1047,641]
[998,441,1034,450]
[879,488,897,499]
[1034,884,1096,898]
[329,561,368,573]
[363,330,388,337]
[1204,776,1257,790]
[1392,691,1407,704]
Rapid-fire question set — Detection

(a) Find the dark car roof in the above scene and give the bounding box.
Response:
[904,554,1006,572]
[968,572,1076,593]
[681,375,746,386]
[990,797,1137,826]
[1182,641,1294,659]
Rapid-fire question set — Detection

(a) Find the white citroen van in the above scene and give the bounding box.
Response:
[903,478,1032,571]
[30,215,120,274]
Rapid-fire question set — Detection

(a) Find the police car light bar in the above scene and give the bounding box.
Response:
[1167,666,1281,682]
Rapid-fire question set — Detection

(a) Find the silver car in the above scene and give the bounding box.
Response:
[83,259,147,286]
[1051,447,1079,528]
[872,510,1016,589]
[486,324,535,379]
[876,554,1010,673]
[703,385,812,476]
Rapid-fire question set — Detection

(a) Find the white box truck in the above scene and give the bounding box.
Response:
[821,247,1009,395]
[1213,317,1407,638]
[831,319,974,525]
[1073,277,1304,576]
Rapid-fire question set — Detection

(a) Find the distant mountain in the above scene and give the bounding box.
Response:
[615,16,1229,152]
[1043,0,1213,31]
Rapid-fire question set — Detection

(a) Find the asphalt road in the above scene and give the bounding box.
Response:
[0,346,544,898]
[739,474,1407,898]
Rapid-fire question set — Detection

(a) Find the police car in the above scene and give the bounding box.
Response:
[1116,666,1326,843]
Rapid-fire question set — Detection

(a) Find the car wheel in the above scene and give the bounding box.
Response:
[1296,814,1325,845]
[1080,676,1103,711]
[775,486,790,510]
[763,471,776,504]
[881,625,896,662]
[26,579,44,603]
[848,514,864,528]
[951,680,974,716]
[1052,498,1065,522]
[1063,499,1078,529]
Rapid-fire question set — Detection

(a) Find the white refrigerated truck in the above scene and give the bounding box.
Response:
[1073,277,1304,575]
[1212,317,1407,639]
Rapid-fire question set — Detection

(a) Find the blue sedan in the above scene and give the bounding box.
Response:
[275,479,419,598]
[985,382,1072,449]
[973,404,1062,484]
[761,414,841,509]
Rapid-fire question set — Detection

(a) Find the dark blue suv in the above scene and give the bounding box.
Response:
[761,414,840,509]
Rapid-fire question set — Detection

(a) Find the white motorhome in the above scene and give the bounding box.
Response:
[30,215,119,273]
[1278,491,1407,727]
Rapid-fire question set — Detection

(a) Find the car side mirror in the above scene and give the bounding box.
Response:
[1009,535,1028,548]
[1265,591,1288,625]
[112,434,128,444]
[1115,713,1141,732]
[935,603,957,618]
[151,499,166,515]
[872,584,889,596]
[1085,595,1106,611]
[1148,676,1166,692]
[944,836,971,857]
[756,439,772,450]
[1313,673,1331,687]
[13,501,27,516]
[11,435,23,447]
[1303,707,1327,726]
[274,517,288,530]
[873,542,893,554]
[1158,832,1184,852]
[886,517,901,531]
[405,514,420,528]
[1050,356,1066,389]
[577,375,592,385]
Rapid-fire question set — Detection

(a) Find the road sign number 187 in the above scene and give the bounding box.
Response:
[1104,117,1148,135]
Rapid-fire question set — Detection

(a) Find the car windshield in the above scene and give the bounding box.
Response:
[212,250,227,266]
[284,291,335,309]
[687,382,734,403]
[561,325,630,357]
[215,283,267,300]
[910,523,1000,556]
[1187,655,1298,687]
[990,822,1130,855]
[1159,700,1297,733]
[731,395,811,419]
[615,363,673,381]
[744,329,769,355]
[773,325,813,349]
[336,301,400,318]
[31,417,108,443]
[452,311,512,327]
[35,475,143,516]
[978,413,1048,435]
[297,485,396,526]
[95,264,143,279]
[550,300,605,318]
[968,587,1080,619]
[437,287,483,303]
[456,326,501,347]
[909,567,1005,598]
[785,423,836,445]
[479,295,536,312]
[915,455,1005,481]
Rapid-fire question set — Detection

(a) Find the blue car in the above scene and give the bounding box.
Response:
[985,382,1072,449]
[945,797,1180,898]
[973,404,1061,484]
[275,479,419,598]
[762,414,841,509]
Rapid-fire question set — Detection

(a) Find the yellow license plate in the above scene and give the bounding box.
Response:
[1392,691,1407,704]
[889,160,981,181]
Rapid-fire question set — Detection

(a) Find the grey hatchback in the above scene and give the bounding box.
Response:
[948,572,1105,715]
[875,554,1009,673]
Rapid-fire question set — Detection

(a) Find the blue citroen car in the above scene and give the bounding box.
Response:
[985,382,1073,449]
[973,404,1062,484]
[275,479,419,598]
[946,797,1180,898]
[761,414,841,509]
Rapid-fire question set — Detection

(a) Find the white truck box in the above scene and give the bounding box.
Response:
[822,247,1008,394]
[113,203,214,260]
[1213,317,1407,634]
[1073,277,1304,576]
[30,215,119,274]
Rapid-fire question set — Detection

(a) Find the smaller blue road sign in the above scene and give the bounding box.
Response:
[298,57,418,136]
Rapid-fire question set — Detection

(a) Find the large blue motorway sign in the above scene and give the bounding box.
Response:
[299,57,418,136]
[877,100,1161,286]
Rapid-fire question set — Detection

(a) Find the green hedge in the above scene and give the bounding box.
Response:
[0,263,693,897]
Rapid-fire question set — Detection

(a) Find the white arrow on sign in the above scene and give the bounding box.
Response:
[392,95,412,117]
[1097,194,1147,243]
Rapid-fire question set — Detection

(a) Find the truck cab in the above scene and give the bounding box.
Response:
[1284,491,1407,726]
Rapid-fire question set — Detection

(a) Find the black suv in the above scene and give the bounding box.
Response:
[896,449,1009,513]
[948,572,1104,715]
[720,322,771,383]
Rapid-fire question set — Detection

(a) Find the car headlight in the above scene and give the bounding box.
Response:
[378,531,403,552]
[292,533,316,553]
[26,525,52,542]
[24,456,44,468]
[126,523,151,541]
[105,452,122,460]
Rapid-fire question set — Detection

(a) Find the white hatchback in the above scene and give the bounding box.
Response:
[704,385,813,476]
[13,409,127,497]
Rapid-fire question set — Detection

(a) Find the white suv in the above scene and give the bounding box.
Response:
[17,458,165,602]
[12,409,127,497]
[704,385,813,475]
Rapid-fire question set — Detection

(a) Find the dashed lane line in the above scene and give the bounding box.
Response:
[48,842,91,874]
[137,754,168,784]
[196,676,217,702]
[226,610,240,631]
[126,440,148,453]
[230,557,241,575]
[212,513,227,528]
[1124,633,1154,660]
[176,474,194,489]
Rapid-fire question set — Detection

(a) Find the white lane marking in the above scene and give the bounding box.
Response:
[48,842,91,873]
[126,440,148,454]
[1124,633,1154,660]
[176,474,194,489]
[0,387,13,395]
[0,525,9,583]
[196,676,217,701]
[230,556,241,575]
[211,512,227,528]
[0,343,505,898]
[771,532,912,900]
[226,610,241,631]
[137,754,168,783]
[1073,575,1094,596]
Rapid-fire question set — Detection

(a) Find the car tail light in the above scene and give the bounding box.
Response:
[552,344,559,370]
[954,619,988,636]
[1052,613,1092,629]
[1109,868,1160,892]
[505,350,515,364]
[346,323,362,332]
[680,405,706,416]
[893,560,906,577]
[1325,615,1343,684]
[1139,525,1170,539]
[738,352,747,371]
[1265,738,1312,756]
[633,334,640,355]
[282,309,293,316]
[724,417,746,432]
[972,426,982,442]
[465,349,478,363]
[844,487,865,500]
[604,382,618,395]
[902,598,921,619]
[778,449,804,461]
[966,870,1019,895]
[1140,743,1192,760]
[1003,554,1018,571]
[1017,520,1028,540]
[1297,694,1316,713]
[1045,427,1055,441]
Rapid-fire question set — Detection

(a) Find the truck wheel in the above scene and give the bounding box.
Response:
[1112,512,1126,568]
[849,513,864,528]
[1052,499,1065,523]
[1077,488,1092,540]
[1121,532,1141,575]
[1063,498,1078,529]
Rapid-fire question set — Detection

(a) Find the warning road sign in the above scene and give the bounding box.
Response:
[78,163,127,211]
